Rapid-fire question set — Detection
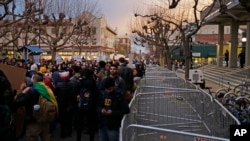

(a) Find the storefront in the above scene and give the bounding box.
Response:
[172,44,217,65]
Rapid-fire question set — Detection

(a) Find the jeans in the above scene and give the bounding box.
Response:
[99,127,119,141]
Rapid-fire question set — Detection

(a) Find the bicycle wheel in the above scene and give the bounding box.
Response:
[214,88,228,100]
[234,85,249,96]
[221,92,238,105]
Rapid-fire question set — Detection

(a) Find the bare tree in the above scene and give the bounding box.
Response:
[132,0,217,79]
[168,0,181,9]
[0,0,42,52]
[132,12,183,69]
[131,5,188,69]
[39,0,100,60]
[69,0,100,56]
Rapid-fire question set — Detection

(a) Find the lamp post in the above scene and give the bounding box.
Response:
[189,37,193,69]
[184,23,197,70]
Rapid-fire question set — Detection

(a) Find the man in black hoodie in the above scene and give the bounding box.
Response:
[97,77,130,141]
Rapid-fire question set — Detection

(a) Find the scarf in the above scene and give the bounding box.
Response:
[34,82,58,114]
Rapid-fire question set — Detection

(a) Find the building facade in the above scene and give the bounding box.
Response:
[1,15,119,61]
[115,34,131,57]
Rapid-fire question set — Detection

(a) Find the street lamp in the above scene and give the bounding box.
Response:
[242,31,247,53]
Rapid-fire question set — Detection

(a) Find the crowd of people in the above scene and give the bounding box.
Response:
[0,57,146,141]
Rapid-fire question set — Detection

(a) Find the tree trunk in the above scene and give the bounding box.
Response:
[160,51,165,67]
[79,48,82,55]
[184,38,190,80]
[165,49,172,70]
[51,48,57,61]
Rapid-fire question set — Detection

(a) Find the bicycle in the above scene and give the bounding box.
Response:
[233,79,250,97]
[221,96,250,124]
[214,82,233,100]
[204,86,215,97]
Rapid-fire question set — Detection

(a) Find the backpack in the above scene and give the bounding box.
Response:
[77,88,91,111]
[33,95,57,123]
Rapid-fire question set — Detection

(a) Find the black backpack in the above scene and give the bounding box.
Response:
[77,88,91,111]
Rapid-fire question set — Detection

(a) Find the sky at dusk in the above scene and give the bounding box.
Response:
[97,0,212,36]
[98,0,152,36]
[97,0,153,53]
[97,0,212,53]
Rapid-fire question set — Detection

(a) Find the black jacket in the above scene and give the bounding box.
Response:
[14,88,40,123]
[118,64,134,92]
[97,90,130,130]
[80,76,99,111]
[54,80,75,107]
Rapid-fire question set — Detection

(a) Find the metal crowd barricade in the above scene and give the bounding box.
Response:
[120,66,240,141]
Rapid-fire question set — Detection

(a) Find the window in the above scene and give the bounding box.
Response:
[51,28,56,34]
[62,27,67,34]
[91,27,96,34]
[31,39,37,45]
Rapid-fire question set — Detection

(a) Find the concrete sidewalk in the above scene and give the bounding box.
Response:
[176,71,224,95]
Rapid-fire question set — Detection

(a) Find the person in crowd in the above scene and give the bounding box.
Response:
[100,64,126,96]
[0,70,16,141]
[75,68,99,141]
[54,71,75,139]
[135,63,144,78]
[117,57,134,102]
[27,63,39,78]
[70,65,83,95]
[224,50,229,67]
[97,77,130,141]
[238,50,245,68]
[96,61,108,88]
[14,72,58,141]
[132,68,142,91]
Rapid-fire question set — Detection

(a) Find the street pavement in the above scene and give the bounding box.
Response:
[19,123,99,141]
[176,70,222,94]
[20,125,99,141]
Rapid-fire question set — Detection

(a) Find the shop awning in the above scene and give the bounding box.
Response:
[19,46,44,54]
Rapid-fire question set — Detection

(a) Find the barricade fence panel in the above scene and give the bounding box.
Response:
[139,77,196,89]
[124,124,228,141]
[145,72,178,77]
[120,66,240,141]
[135,91,223,136]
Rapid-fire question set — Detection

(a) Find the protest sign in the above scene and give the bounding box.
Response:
[0,64,27,91]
